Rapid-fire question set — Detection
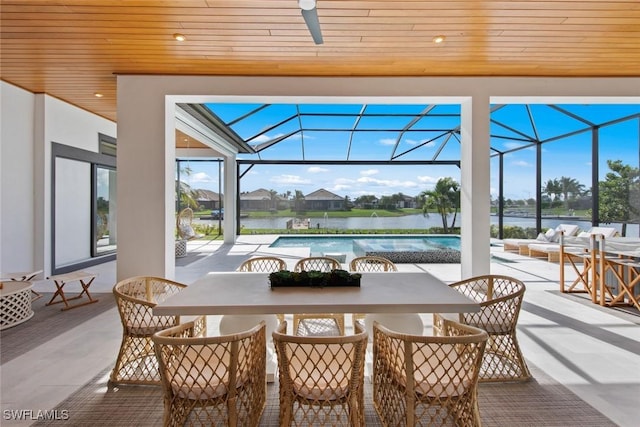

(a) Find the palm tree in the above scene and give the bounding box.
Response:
[268,189,279,211]
[293,189,306,213]
[420,177,460,233]
[558,176,585,209]
[175,164,199,211]
[543,178,562,206]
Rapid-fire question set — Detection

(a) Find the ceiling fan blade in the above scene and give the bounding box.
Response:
[301,7,323,44]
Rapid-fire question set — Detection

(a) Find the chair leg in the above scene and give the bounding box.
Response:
[480,333,531,382]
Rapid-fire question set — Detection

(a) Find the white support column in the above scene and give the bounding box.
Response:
[460,95,491,278]
[223,155,237,244]
[116,76,175,280]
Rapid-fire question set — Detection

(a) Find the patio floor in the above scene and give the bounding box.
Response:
[2,235,639,426]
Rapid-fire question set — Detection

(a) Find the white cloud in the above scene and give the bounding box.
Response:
[188,172,216,184]
[332,184,351,191]
[379,138,397,146]
[250,132,299,144]
[335,177,356,185]
[250,134,273,143]
[404,138,421,146]
[269,174,312,185]
[417,175,439,184]
[360,169,379,176]
[308,166,329,173]
[356,176,418,188]
[503,141,535,151]
[511,160,532,167]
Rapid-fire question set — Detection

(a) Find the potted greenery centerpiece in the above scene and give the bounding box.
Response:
[269,269,361,288]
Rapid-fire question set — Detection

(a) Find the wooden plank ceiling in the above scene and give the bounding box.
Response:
[2,0,639,122]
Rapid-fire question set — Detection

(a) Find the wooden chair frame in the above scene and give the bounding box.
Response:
[110,276,206,385]
[273,320,368,426]
[448,274,531,382]
[153,320,266,426]
[349,256,397,329]
[372,317,487,426]
[293,257,345,336]
[237,256,287,273]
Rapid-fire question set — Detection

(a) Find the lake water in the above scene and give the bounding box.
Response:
[227,214,639,236]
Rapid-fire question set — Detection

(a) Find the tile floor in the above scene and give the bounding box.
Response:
[2,235,639,426]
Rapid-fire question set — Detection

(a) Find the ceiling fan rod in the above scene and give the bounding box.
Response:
[299,0,324,45]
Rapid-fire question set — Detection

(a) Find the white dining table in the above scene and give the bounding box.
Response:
[153,271,480,316]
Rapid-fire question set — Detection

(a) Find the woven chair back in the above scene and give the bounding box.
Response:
[448,274,530,382]
[450,275,525,334]
[373,316,487,426]
[237,256,287,272]
[273,321,368,426]
[153,320,267,426]
[294,256,341,272]
[349,256,397,272]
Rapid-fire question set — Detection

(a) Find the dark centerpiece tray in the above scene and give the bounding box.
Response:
[269,269,361,288]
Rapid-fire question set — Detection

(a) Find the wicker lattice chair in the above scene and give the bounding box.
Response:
[219,256,289,382]
[292,257,345,336]
[372,316,488,427]
[448,274,531,382]
[349,255,397,273]
[176,207,203,241]
[349,256,397,329]
[238,256,287,273]
[236,255,287,324]
[153,320,267,427]
[110,276,206,385]
[272,320,368,426]
[236,256,288,323]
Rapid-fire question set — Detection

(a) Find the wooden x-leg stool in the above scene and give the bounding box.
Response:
[46,271,98,311]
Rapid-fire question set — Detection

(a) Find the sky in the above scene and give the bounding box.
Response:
[178,103,640,201]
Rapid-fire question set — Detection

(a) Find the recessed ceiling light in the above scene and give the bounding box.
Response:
[173,33,186,42]
[94,93,103,98]
[432,35,446,44]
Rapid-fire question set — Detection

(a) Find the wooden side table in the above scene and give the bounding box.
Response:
[1,281,34,330]
[46,271,98,311]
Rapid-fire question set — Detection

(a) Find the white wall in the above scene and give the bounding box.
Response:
[1,82,36,272]
[1,81,116,275]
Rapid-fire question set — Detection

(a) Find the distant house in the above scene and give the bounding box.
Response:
[398,194,417,209]
[304,189,345,211]
[354,196,379,209]
[194,189,222,210]
[240,188,286,211]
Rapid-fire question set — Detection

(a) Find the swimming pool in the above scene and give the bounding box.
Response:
[269,235,461,263]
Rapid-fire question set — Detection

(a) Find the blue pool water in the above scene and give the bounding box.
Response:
[270,235,461,260]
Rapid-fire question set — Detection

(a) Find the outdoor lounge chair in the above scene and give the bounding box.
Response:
[527,226,618,263]
[503,223,579,255]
